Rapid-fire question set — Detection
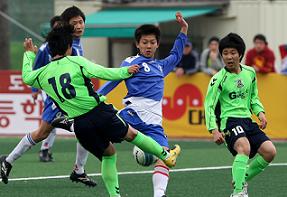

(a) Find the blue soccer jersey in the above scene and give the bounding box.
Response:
[32,38,84,123]
[98,32,187,146]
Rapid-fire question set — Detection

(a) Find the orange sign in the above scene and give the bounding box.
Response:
[102,73,287,139]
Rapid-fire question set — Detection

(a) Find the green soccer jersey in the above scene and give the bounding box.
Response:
[22,51,132,118]
[204,64,264,132]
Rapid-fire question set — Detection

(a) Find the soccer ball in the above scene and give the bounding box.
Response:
[132,146,157,167]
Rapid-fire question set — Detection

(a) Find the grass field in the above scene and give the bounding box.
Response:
[0,137,286,197]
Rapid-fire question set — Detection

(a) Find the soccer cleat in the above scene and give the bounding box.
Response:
[39,149,53,162]
[0,156,12,184]
[231,181,248,197]
[163,144,181,168]
[70,170,97,187]
[230,191,246,197]
[51,116,74,132]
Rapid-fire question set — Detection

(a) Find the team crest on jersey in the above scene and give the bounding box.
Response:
[236,79,244,88]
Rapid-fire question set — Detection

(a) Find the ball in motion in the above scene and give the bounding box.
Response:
[133,146,157,167]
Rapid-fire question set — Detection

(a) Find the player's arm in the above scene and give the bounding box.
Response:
[22,38,42,88]
[204,75,221,132]
[97,61,130,96]
[204,75,225,144]
[162,12,188,76]
[79,57,139,80]
[250,73,267,128]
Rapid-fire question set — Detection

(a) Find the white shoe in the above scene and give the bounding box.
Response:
[242,182,248,197]
[230,191,245,197]
[231,181,248,197]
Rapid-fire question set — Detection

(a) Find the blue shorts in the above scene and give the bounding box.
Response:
[42,97,62,124]
[119,108,169,147]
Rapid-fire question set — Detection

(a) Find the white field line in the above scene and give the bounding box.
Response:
[2,163,286,182]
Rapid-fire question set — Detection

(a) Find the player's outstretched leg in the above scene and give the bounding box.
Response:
[125,127,181,168]
[0,156,12,184]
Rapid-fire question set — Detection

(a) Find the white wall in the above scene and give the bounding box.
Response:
[55,0,287,71]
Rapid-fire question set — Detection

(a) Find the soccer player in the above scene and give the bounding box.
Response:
[95,12,188,197]
[0,6,96,187]
[204,33,276,197]
[20,24,180,197]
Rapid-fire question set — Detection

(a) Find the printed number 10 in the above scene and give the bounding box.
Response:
[232,126,244,136]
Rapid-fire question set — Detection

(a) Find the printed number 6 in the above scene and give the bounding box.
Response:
[142,62,150,72]
[231,126,244,136]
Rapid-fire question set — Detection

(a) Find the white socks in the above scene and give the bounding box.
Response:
[6,133,36,164]
[74,142,89,174]
[152,165,169,197]
[40,129,56,151]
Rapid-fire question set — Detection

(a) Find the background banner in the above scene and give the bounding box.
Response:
[1,71,286,139]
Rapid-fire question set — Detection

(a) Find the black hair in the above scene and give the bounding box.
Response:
[253,34,267,44]
[208,36,220,44]
[61,6,86,23]
[219,33,246,62]
[134,24,160,43]
[49,16,62,29]
[46,24,74,57]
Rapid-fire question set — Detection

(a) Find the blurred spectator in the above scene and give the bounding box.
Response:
[279,44,287,75]
[245,34,275,73]
[200,36,224,76]
[175,41,199,77]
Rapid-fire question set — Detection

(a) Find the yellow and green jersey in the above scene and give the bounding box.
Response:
[204,64,264,132]
[22,51,132,118]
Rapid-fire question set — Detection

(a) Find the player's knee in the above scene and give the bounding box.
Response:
[265,144,277,162]
[103,143,116,156]
[234,138,250,156]
[124,126,137,141]
[259,141,277,162]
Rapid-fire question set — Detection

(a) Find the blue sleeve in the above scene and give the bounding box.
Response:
[97,80,122,96]
[161,33,187,77]
[97,60,129,95]
[31,48,49,93]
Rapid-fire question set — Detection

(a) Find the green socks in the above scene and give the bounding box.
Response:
[102,154,120,197]
[130,131,169,160]
[232,154,249,194]
[246,155,269,182]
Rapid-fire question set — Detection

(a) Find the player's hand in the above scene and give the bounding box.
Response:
[258,112,267,129]
[212,129,225,145]
[32,90,41,103]
[176,12,188,34]
[175,68,184,77]
[128,64,140,74]
[23,38,38,53]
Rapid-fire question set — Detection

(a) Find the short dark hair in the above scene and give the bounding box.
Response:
[61,6,86,23]
[253,34,267,44]
[219,33,246,62]
[208,36,220,44]
[134,24,160,43]
[46,24,74,57]
[49,16,62,29]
